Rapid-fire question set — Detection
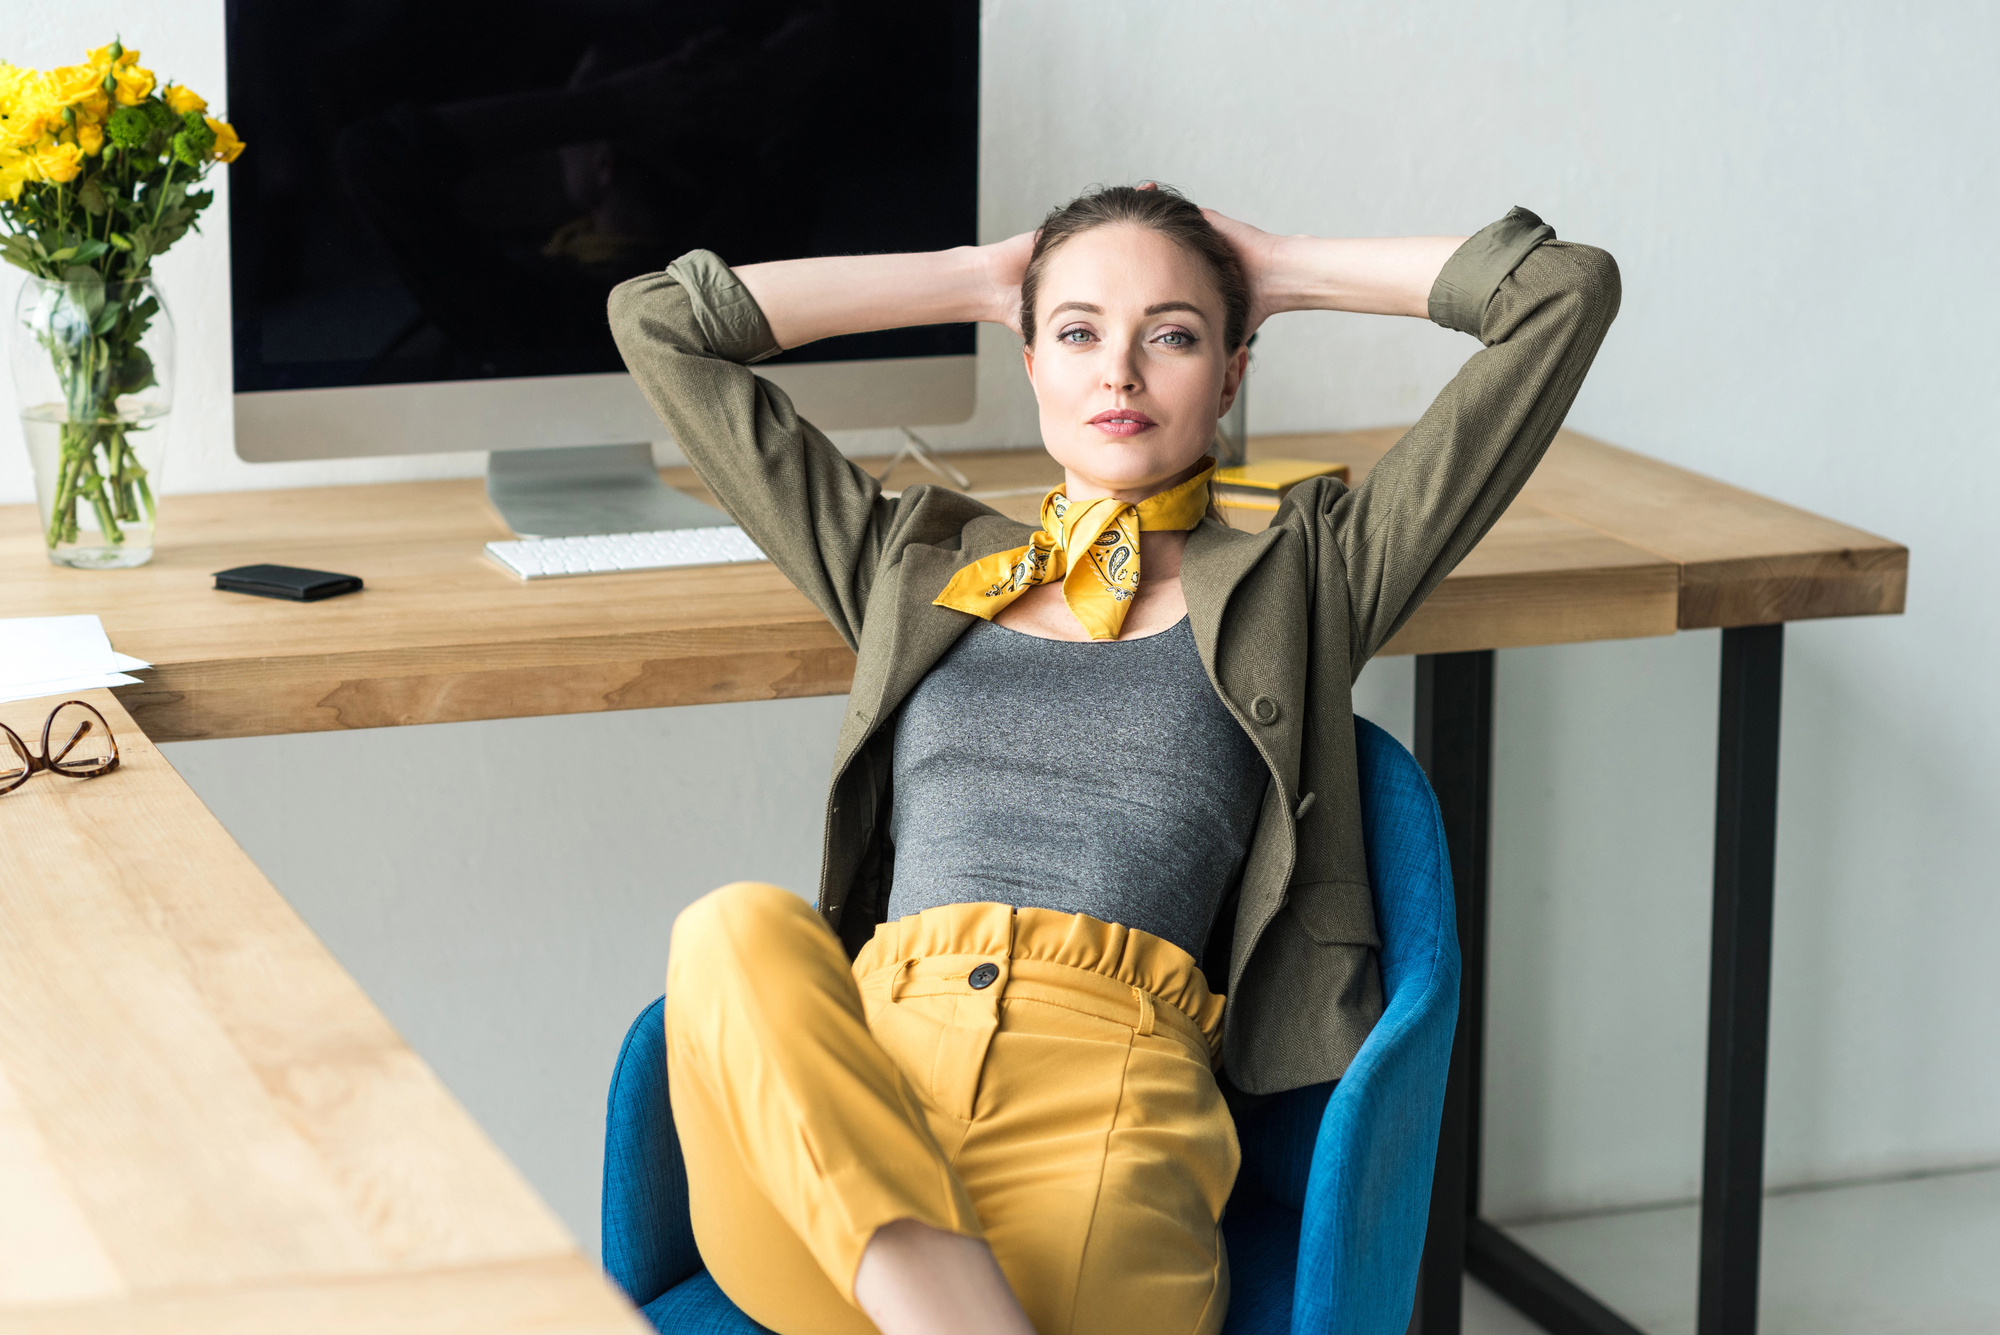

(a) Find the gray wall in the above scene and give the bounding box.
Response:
[14,0,1998,1254]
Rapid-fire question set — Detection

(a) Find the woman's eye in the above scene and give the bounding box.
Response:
[1058,327,1093,344]
[1156,330,1196,348]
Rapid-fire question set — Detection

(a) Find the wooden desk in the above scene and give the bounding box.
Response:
[0,429,1900,745]
[0,689,647,1334]
[0,428,1905,1335]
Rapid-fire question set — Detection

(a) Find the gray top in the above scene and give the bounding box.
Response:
[886,616,1268,959]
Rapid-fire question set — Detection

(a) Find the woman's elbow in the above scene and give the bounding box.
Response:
[1564,243,1623,327]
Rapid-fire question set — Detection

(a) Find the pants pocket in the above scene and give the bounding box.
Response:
[865,988,999,1124]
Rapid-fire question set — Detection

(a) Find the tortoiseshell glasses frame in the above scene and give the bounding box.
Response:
[0,700,121,795]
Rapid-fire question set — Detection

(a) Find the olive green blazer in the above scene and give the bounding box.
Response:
[608,207,1619,1095]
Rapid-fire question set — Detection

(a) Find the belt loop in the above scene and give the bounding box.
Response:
[890,958,912,1003]
[1131,986,1156,1037]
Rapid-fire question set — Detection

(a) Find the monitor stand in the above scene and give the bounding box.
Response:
[486,443,728,539]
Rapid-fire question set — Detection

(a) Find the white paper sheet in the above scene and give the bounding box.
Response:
[0,614,118,685]
[0,673,144,707]
[0,617,150,706]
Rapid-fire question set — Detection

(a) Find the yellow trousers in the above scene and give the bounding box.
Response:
[664,883,1238,1335]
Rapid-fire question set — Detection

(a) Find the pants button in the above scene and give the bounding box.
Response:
[968,962,999,990]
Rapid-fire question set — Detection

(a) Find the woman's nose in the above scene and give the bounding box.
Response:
[1102,349,1142,393]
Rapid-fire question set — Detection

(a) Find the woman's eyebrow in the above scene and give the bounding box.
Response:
[1046,300,1209,319]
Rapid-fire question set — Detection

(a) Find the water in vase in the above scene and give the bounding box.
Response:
[21,404,168,569]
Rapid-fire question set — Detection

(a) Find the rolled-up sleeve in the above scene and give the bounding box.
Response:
[607,251,893,648]
[1426,205,1559,338]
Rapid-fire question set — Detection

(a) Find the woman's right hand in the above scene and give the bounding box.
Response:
[978,229,1037,337]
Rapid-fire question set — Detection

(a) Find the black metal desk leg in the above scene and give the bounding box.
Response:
[1414,650,1495,1335]
[1699,624,1784,1335]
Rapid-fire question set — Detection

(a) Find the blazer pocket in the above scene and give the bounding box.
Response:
[1283,880,1381,949]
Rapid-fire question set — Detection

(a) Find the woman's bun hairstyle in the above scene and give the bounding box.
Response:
[1020,182,1250,352]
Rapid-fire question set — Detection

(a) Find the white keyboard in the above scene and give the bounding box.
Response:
[485,526,768,580]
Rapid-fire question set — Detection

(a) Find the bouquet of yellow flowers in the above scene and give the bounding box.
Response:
[0,41,244,564]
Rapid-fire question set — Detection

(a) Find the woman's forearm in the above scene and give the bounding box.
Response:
[734,247,1010,351]
[1264,235,1467,320]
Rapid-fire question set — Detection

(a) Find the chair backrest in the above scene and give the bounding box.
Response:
[1288,715,1460,1334]
[603,994,700,1308]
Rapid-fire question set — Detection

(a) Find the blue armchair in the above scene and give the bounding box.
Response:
[602,716,1459,1334]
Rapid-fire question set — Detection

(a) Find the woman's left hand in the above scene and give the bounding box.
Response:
[1199,206,1291,342]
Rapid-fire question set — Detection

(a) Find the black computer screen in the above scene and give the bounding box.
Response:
[226,0,978,393]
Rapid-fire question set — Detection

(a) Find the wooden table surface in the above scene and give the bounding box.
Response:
[0,689,648,1333]
[0,428,1905,744]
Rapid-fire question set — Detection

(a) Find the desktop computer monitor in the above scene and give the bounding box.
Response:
[225,0,978,535]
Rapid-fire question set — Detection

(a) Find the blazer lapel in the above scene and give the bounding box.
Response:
[1181,517,1285,688]
[851,514,1036,740]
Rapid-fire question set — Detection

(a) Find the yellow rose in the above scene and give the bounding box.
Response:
[76,120,104,155]
[112,63,156,107]
[0,151,32,203]
[163,84,207,116]
[1,103,58,153]
[205,117,246,164]
[44,60,112,123]
[49,60,103,104]
[0,66,57,149]
[0,60,35,115]
[29,140,84,184]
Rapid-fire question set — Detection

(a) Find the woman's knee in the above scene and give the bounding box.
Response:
[668,882,825,993]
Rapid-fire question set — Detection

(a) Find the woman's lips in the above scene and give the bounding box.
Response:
[1088,409,1157,437]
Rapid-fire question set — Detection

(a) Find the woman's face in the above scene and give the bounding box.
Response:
[1023,224,1247,503]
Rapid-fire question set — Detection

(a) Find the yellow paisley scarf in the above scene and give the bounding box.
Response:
[933,461,1215,641]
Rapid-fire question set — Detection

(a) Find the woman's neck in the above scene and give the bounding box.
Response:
[1061,454,1212,506]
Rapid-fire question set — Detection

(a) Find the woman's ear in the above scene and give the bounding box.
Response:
[1022,344,1037,394]
[1217,343,1250,416]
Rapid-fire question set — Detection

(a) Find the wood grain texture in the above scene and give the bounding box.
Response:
[1257,428,1909,628]
[0,691,639,1329]
[0,431,1902,739]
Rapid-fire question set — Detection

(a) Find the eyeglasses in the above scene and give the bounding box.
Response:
[0,700,121,795]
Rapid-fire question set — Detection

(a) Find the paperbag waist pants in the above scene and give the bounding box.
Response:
[664,882,1238,1335]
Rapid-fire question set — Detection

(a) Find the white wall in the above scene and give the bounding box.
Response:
[12,0,1998,1252]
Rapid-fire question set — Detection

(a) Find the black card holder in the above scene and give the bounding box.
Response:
[213,564,364,602]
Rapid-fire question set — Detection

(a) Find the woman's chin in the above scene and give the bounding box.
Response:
[1045,433,1212,497]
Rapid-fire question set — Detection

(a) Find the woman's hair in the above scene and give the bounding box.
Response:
[1020,183,1250,352]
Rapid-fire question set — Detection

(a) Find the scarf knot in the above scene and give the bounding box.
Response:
[934,461,1213,641]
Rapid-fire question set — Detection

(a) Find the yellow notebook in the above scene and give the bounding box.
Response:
[1213,459,1349,529]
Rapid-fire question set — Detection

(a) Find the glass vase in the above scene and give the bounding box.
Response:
[10,275,175,569]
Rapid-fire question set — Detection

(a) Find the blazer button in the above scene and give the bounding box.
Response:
[1250,695,1281,725]
[968,962,1000,990]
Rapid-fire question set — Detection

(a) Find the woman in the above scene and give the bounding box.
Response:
[608,184,1618,1335]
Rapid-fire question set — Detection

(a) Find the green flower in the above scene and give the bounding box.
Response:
[170,109,216,164]
[107,105,151,149]
[171,125,212,166]
[144,98,177,133]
